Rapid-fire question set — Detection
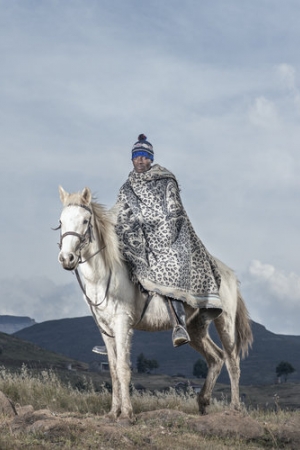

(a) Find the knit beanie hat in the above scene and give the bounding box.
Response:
[131,134,154,161]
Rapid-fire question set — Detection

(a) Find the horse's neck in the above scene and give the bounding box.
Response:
[80,238,108,283]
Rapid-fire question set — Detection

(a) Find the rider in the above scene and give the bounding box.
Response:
[114,134,223,347]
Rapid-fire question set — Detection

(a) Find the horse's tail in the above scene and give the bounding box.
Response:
[235,289,253,359]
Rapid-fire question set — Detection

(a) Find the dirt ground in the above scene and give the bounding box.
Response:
[0,392,300,450]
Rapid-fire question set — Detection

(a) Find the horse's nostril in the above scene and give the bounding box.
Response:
[59,253,64,263]
[69,253,74,262]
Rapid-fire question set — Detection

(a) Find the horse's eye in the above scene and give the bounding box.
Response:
[83,219,88,225]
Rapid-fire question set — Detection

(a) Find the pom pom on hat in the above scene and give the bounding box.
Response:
[132,134,154,161]
[138,133,147,141]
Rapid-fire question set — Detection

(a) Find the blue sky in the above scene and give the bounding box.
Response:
[1,0,300,334]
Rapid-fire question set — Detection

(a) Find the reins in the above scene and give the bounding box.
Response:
[75,264,112,309]
[74,263,113,338]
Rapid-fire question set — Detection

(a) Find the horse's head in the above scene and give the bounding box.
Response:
[57,186,94,270]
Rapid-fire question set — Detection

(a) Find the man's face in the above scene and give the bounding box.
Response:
[132,155,152,173]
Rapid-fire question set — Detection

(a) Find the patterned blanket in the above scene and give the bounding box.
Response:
[115,164,223,314]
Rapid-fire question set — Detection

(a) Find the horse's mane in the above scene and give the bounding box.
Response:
[61,190,123,271]
[90,200,123,271]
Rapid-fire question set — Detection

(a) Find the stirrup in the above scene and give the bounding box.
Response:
[92,345,107,355]
[172,325,191,348]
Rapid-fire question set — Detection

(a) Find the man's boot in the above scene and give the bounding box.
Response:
[168,299,191,347]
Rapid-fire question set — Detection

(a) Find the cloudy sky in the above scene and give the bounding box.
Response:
[1,0,300,335]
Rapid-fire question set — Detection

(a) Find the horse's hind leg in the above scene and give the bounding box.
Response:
[214,313,241,410]
[188,312,224,414]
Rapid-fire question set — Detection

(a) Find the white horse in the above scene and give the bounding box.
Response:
[57,186,253,421]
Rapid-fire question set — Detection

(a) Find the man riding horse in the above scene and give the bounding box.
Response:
[115,134,223,347]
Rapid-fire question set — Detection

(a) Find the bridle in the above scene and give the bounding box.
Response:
[54,203,113,337]
[56,203,95,258]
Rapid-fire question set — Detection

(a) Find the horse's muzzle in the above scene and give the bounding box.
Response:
[58,251,79,271]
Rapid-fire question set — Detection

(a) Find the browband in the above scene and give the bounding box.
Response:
[67,203,93,214]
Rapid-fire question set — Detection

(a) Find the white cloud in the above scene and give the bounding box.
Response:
[0,276,90,323]
[248,96,279,128]
[278,63,297,90]
[241,260,300,335]
[277,63,300,108]
[249,260,275,280]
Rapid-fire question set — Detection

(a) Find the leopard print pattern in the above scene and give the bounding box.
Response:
[115,165,222,310]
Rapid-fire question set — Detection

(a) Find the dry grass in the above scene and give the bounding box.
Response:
[0,365,219,415]
[0,366,299,449]
[0,364,111,414]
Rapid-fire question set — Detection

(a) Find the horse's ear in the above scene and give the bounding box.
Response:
[81,187,92,205]
[59,186,69,204]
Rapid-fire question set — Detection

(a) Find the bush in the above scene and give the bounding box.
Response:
[193,359,208,379]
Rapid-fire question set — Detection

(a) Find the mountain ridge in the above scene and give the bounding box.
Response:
[0,315,36,334]
[14,316,300,385]
[0,330,87,372]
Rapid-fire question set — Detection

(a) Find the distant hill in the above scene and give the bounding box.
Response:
[0,331,87,372]
[0,315,36,334]
[14,316,300,385]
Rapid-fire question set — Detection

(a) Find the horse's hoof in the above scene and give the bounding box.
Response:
[117,415,136,426]
[103,416,117,423]
[118,409,136,424]
[104,411,120,422]
[198,399,210,415]
[102,415,115,423]
[230,403,242,412]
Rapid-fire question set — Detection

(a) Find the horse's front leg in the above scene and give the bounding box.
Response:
[102,335,122,420]
[114,315,134,421]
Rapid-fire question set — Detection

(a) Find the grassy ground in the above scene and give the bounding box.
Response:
[1,365,299,412]
[0,367,299,449]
